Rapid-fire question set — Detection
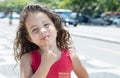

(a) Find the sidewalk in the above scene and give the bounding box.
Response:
[68,25,120,44]
[0,50,19,78]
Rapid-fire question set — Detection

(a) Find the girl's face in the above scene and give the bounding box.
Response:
[25,12,57,48]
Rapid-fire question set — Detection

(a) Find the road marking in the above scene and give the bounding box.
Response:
[88,45,120,55]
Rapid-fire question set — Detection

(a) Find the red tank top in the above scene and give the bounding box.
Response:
[30,49,72,78]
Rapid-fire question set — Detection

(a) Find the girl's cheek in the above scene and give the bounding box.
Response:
[29,34,39,41]
[31,33,39,37]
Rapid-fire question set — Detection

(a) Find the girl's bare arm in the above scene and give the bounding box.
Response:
[20,53,33,78]
[70,51,89,78]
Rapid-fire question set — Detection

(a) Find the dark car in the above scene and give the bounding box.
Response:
[71,12,91,24]
[58,13,78,27]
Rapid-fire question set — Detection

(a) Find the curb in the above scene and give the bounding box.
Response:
[70,32,120,44]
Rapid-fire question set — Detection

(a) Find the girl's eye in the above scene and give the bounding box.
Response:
[44,23,50,28]
[32,28,38,33]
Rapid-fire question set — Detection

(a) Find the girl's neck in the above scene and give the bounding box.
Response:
[38,45,61,55]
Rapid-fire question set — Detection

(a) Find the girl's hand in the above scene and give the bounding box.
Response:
[41,37,57,68]
[32,37,57,78]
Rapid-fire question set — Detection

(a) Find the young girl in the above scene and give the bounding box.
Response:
[13,4,88,78]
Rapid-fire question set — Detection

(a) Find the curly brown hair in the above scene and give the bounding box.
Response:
[13,4,73,62]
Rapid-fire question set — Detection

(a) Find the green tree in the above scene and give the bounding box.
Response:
[0,0,29,12]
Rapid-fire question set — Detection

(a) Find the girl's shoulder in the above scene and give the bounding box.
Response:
[20,53,31,63]
[62,49,76,58]
[66,48,79,61]
[63,48,76,56]
[20,50,38,64]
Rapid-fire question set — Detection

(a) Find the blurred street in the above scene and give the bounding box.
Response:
[0,18,120,78]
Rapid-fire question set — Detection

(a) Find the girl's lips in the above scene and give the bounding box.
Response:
[41,35,49,40]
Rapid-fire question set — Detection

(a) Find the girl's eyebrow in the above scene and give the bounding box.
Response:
[42,19,51,23]
[30,25,37,30]
[29,20,50,29]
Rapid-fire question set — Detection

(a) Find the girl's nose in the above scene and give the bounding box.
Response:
[40,27,46,34]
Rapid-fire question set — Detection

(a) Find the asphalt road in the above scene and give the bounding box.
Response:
[71,35,120,68]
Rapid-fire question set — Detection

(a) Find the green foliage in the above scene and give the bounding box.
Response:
[1,0,120,16]
[0,0,29,11]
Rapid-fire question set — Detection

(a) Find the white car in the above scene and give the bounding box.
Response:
[112,17,120,27]
[0,12,6,18]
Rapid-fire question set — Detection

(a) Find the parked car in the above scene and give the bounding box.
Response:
[71,12,91,24]
[89,17,110,25]
[58,13,78,27]
[112,16,120,27]
[0,12,6,18]
[54,9,72,16]
[54,9,78,26]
